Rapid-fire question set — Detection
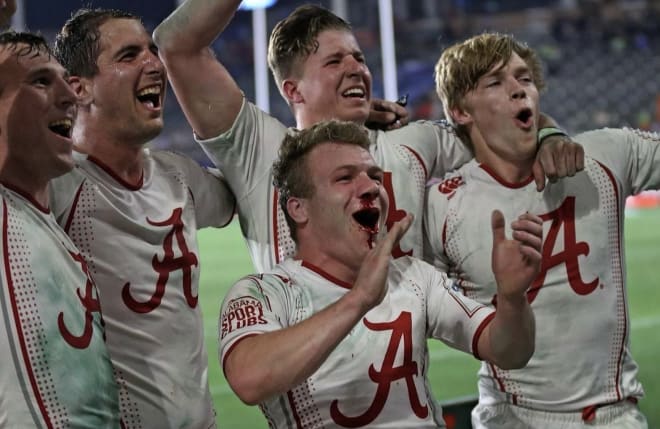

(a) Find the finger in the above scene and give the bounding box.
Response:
[553,144,568,179]
[519,245,542,264]
[575,143,585,172]
[565,143,577,177]
[369,111,397,125]
[377,213,413,255]
[512,230,543,252]
[384,119,402,130]
[370,98,388,111]
[491,210,506,245]
[388,102,407,117]
[531,160,546,191]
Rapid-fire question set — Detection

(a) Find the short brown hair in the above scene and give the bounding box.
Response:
[272,120,370,241]
[267,4,352,95]
[54,8,139,77]
[435,33,545,144]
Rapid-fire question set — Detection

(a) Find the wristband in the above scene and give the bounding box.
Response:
[537,127,567,145]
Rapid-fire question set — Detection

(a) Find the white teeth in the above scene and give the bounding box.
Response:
[343,88,364,97]
[137,86,161,97]
[49,119,72,128]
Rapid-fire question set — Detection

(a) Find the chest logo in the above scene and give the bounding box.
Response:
[122,208,199,313]
[330,311,427,426]
[58,252,104,348]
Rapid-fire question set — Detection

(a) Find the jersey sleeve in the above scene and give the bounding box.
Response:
[575,127,660,195]
[218,273,289,371]
[157,151,236,228]
[420,260,494,358]
[376,120,473,180]
[194,98,287,201]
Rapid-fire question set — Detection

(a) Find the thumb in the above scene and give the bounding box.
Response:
[491,209,505,245]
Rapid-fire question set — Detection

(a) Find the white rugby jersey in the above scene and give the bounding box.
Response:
[48,149,235,428]
[219,257,494,428]
[196,98,471,272]
[424,128,660,413]
[0,184,119,428]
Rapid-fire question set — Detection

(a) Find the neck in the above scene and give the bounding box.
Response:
[73,120,146,186]
[472,137,535,184]
[0,174,49,207]
[295,244,360,286]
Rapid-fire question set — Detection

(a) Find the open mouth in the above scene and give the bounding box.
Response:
[352,207,380,234]
[515,108,533,127]
[48,118,73,138]
[342,87,366,99]
[136,85,162,109]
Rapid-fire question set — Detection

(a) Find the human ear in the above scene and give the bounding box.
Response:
[283,79,303,105]
[450,104,473,126]
[68,76,92,106]
[287,197,308,224]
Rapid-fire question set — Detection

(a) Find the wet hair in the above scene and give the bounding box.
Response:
[434,33,545,144]
[272,120,370,241]
[53,8,139,77]
[267,4,352,92]
[0,30,51,59]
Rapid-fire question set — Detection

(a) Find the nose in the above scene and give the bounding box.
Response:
[143,49,165,77]
[345,55,366,78]
[357,172,380,201]
[510,79,527,100]
[57,77,77,110]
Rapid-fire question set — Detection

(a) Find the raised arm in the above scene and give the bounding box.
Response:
[153,0,244,139]
[0,0,16,28]
[224,214,413,405]
[477,210,542,369]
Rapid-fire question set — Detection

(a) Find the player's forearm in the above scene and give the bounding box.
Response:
[480,294,535,370]
[224,290,372,405]
[154,0,242,55]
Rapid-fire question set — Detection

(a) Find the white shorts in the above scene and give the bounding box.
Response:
[471,400,647,429]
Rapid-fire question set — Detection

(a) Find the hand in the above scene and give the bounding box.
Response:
[0,0,16,28]
[364,97,410,131]
[532,134,585,191]
[350,214,413,310]
[491,210,542,299]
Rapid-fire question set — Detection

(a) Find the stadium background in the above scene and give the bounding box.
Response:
[14,0,660,427]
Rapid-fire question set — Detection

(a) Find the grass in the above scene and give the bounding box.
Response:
[198,206,660,428]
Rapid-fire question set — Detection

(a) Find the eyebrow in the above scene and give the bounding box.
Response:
[485,63,530,79]
[26,65,69,80]
[111,44,141,60]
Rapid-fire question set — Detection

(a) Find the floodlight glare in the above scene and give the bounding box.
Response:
[239,0,277,10]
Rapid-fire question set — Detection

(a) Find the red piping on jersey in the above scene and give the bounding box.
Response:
[2,200,54,428]
[472,311,495,360]
[479,163,534,189]
[596,159,626,401]
[272,188,280,265]
[286,390,304,429]
[301,260,353,289]
[221,333,260,375]
[88,155,144,190]
[401,145,429,179]
[1,182,50,214]
[64,181,86,233]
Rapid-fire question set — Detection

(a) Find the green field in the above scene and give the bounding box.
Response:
[198,207,660,428]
